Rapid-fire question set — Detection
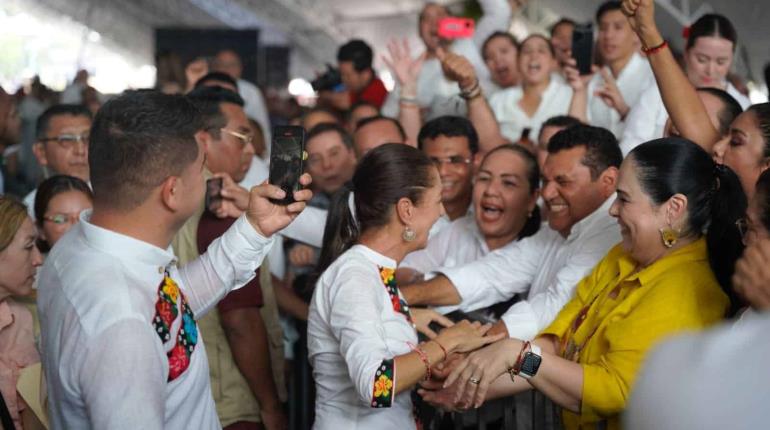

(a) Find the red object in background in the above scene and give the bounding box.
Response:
[438,17,475,39]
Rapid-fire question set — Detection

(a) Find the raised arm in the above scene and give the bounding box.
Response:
[621,0,719,150]
[383,38,426,148]
[181,176,313,316]
[437,48,507,153]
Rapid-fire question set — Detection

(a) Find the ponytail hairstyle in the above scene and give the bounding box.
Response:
[686,14,738,52]
[479,144,541,240]
[315,143,437,275]
[630,138,747,314]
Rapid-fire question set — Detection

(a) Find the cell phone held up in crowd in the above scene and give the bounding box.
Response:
[268,126,307,205]
[437,17,475,39]
[205,177,223,213]
[572,23,594,75]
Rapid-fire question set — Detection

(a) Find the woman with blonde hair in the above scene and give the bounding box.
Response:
[0,196,43,429]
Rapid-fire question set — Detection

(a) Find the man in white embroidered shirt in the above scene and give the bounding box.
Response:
[36,91,312,429]
[401,124,622,339]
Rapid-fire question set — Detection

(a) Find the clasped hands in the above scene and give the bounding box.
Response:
[411,311,526,411]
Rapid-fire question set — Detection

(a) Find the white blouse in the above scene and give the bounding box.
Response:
[308,245,419,430]
[488,78,573,143]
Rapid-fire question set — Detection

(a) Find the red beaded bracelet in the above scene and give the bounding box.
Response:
[642,40,668,56]
[408,342,432,381]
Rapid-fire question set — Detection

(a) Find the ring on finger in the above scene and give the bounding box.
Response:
[469,377,481,385]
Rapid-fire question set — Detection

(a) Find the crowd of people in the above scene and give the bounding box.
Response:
[1,0,770,429]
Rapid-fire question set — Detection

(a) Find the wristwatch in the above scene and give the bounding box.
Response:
[518,344,542,380]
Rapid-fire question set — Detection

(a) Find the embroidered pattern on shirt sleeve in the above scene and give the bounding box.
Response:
[379,266,413,323]
[152,271,199,381]
[371,358,395,408]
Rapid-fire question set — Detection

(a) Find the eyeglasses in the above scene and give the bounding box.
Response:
[429,156,472,168]
[43,213,81,226]
[220,128,253,149]
[40,133,89,150]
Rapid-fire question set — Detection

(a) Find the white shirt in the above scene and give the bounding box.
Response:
[237,78,272,146]
[620,81,751,155]
[437,198,620,340]
[586,53,655,138]
[489,78,573,143]
[37,211,273,429]
[308,245,418,430]
[625,311,770,430]
[402,215,487,274]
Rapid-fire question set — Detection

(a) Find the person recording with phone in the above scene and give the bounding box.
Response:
[174,86,289,430]
[566,1,655,138]
[37,90,313,429]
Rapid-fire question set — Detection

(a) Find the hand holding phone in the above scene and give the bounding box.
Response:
[268,126,307,205]
[438,17,475,40]
[571,23,594,75]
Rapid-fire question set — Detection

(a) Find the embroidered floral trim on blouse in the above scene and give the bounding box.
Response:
[152,271,198,382]
[371,358,395,408]
[378,266,413,323]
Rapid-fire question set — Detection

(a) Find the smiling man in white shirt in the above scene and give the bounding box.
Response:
[36,90,312,430]
[400,125,622,340]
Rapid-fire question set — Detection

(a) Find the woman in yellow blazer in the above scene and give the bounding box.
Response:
[420,138,746,430]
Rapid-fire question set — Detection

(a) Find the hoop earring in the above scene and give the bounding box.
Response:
[659,226,679,248]
[402,226,417,242]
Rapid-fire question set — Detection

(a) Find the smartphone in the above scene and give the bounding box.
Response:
[572,23,594,75]
[205,177,223,212]
[438,17,475,39]
[268,126,306,205]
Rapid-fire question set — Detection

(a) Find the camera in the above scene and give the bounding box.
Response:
[311,64,343,92]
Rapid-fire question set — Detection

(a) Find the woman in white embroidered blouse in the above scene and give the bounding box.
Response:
[308,144,503,429]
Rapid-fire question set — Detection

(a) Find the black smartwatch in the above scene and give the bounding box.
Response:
[518,345,542,380]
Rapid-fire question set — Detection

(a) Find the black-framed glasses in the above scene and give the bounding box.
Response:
[40,133,90,150]
[429,156,472,168]
[220,128,253,148]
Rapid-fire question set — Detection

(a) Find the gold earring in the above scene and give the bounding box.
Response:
[402,226,417,242]
[659,226,679,248]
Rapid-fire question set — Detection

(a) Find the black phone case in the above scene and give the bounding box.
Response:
[572,23,594,75]
[268,126,306,205]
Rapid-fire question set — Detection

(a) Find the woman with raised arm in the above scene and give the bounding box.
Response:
[621,0,770,198]
[420,138,745,430]
[621,13,749,153]
[308,144,502,429]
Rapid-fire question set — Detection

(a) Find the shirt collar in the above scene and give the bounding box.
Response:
[617,237,708,286]
[78,209,177,272]
[353,244,398,269]
[566,196,615,243]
